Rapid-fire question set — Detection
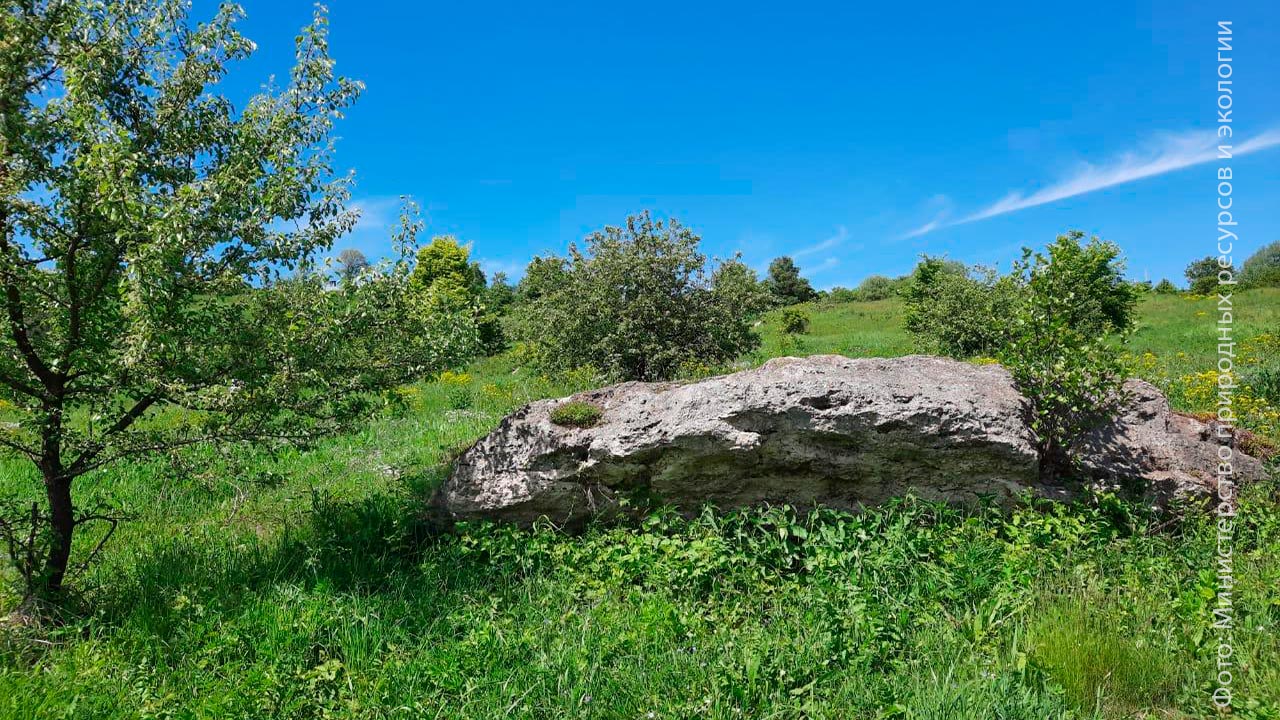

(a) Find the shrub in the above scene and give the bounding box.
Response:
[1001,233,1134,470]
[1241,240,1280,288]
[509,212,764,381]
[485,271,516,311]
[902,258,1022,358]
[1184,255,1225,295]
[1002,313,1128,472]
[516,255,570,303]
[825,286,858,303]
[1154,278,1178,294]
[550,400,603,428]
[447,386,474,410]
[710,258,774,356]
[411,236,506,355]
[903,233,1135,471]
[853,274,904,301]
[780,308,811,335]
[1028,231,1137,336]
[411,236,486,297]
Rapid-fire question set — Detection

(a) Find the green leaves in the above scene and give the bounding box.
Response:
[902,233,1136,470]
[1240,240,1280,290]
[902,257,1021,358]
[0,1,472,593]
[764,256,818,306]
[780,308,810,335]
[406,233,501,355]
[1001,233,1135,468]
[509,211,765,381]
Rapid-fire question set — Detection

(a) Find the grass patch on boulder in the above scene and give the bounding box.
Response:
[550,400,603,428]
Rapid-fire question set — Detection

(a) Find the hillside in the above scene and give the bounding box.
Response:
[1,291,1278,719]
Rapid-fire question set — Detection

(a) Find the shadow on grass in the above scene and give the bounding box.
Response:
[81,467,516,644]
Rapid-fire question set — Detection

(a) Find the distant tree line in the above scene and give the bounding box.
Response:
[1184,241,1280,294]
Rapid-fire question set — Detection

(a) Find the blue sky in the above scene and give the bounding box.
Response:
[205,0,1279,288]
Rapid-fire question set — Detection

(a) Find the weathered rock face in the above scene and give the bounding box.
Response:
[1072,379,1268,502]
[434,355,1268,525]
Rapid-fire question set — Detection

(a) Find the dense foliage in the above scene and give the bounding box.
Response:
[410,236,486,300]
[764,256,818,306]
[1185,256,1225,295]
[410,236,504,354]
[853,274,906,301]
[514,255,569,303]
[1242,241,1280,289]
[509,212,768,381]
[780,308,811,335]
[485,271,516,313]
[1001,234,1136,468]
[0,1,474,600]
[902,258,1021,357]
[903,233,1137,468]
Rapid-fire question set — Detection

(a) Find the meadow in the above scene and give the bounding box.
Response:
[1,290,1278,719]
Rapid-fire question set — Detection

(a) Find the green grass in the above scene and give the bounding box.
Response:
[756,297,915,359]
[1,293,1279,719]
[1129,288,1280,368]
[1028,593,1185,716]
[549,400,604,428]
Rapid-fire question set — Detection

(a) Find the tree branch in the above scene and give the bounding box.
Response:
[65,392,161,477]
[0,197,56,393]
[0,369,43,401]
[0,432,38,459]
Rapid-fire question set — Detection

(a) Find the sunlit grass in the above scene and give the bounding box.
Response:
[1,292,1278,718]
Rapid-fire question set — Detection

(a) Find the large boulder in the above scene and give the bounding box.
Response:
[1071,379,1268,502]
[433,355,1268,525]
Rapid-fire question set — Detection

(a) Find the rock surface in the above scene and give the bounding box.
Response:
[434,355,1268,525]
[1072,378,1267,502]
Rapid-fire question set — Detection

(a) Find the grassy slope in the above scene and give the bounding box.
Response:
[0,293,1278,719]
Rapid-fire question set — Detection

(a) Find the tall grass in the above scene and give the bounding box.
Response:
[0,293,1277,718]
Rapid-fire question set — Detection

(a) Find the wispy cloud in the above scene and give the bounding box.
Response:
[899,194,954,240]
[807,257,840,275]
[795,226,848,257]
[902,216,946,239]
[349,196,405,233]
[1237,127,1280,154]
[909,128,1280,237]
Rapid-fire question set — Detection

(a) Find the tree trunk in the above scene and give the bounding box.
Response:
[39,472,75,595]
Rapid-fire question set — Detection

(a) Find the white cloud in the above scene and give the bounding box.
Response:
[794,226,848,257]
[902,216,945,239]
[806,256,840,275]
[909,128,1280,237]
[349,196,405,233]
[1237,127,1280,154]
[898,194,954,240]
